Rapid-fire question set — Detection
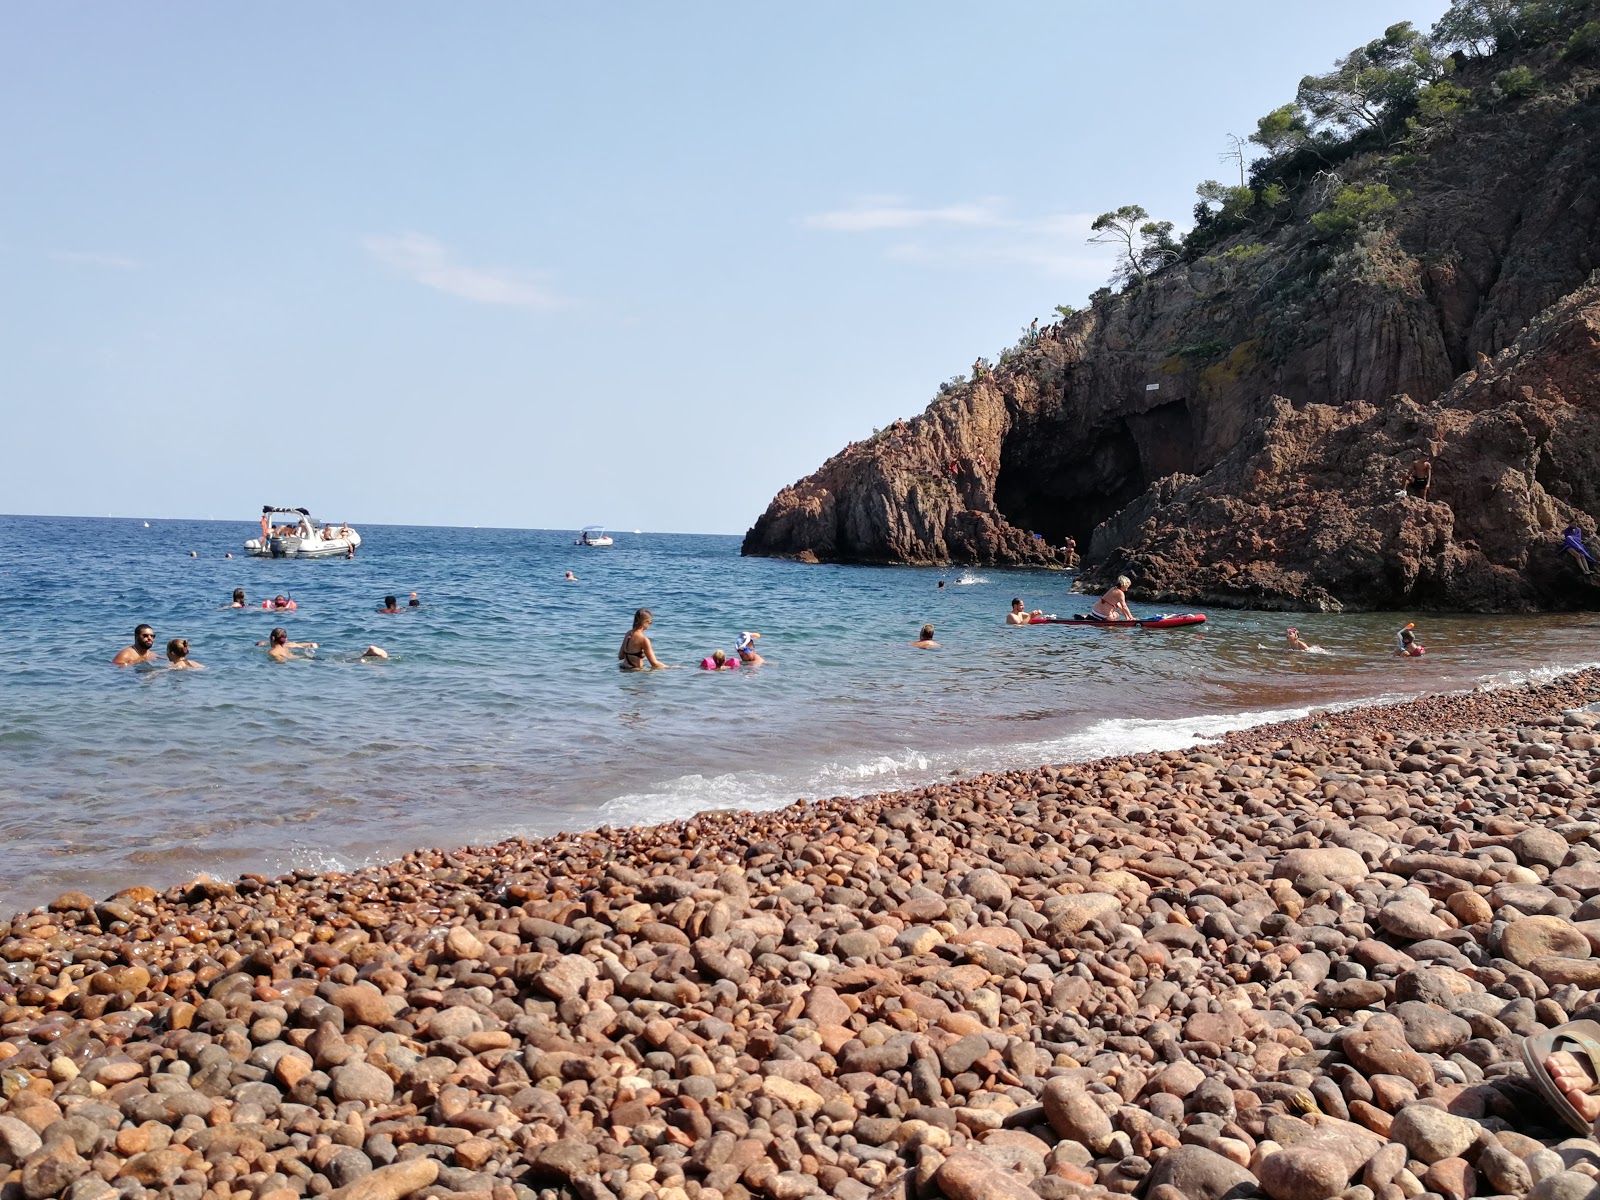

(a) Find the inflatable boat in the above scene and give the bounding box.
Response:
[1032,613,1208,629]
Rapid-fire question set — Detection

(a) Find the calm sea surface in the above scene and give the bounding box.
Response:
[2,513,1598,917]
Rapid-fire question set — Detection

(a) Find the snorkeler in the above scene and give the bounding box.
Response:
[735,631,764,666]
[1395,624,1426,656]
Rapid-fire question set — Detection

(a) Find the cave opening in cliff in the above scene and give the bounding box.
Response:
[993,403,1195,548]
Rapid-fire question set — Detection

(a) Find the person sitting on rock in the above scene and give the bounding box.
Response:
[1089,577,1135,622]
[1563,524,1597,575]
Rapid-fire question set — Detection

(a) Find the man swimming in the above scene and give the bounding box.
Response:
[910,624,940,649]
[261,628,318,661]
[113,625,160,667]
[378,596,401,613]
[229,589,246,608]
[735,631,764,665]
[1089,576,1135,622]
[1006,598,1042,625]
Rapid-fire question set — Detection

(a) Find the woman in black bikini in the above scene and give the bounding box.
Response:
[619,609,674,670]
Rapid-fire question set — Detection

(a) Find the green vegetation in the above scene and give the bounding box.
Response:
[1080,0,1594,291]
[1492,64,1541,100]
[1565,20,1600,59]
[1053,304,1076,321]
[1175,335,1232,362]
[1310,183,1400,240]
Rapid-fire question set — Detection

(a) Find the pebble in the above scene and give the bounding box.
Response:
[1,672,1600,1200]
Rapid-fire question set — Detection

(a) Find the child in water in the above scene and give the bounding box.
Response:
[1395,624,1426,656]
[1285,627,1309,651]
[699,649,738,670]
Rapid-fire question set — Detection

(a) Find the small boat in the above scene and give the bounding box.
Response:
[1034,613,1208,629]
[575,525,614,547]
[244,506,362,559]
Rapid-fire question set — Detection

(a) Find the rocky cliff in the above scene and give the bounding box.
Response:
[743,21,1600,610]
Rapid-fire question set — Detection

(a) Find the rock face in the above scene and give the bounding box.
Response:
[1077,282,1600,611]
[743,47,1600,612]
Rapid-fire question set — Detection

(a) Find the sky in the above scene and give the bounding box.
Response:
[0,2,1451,534]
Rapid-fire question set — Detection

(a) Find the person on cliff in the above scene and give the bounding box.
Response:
[1062,536,1077,567]
[1563,524,1597,575]
[1088,577,1135,622]
[1006,598,1042,626]
[1405,453,1433,500]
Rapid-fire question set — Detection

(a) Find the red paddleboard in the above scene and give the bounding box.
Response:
[1032,613,1208,629]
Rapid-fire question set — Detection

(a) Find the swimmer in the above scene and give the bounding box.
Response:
[362,645,388,660]
[735,631,764,666]
[262,595,296,611]
[378,595,401,614]
[225,553,233,559]
[1006,598,1042,626]
[937,580,946,590]
[229,588,247,609]
[113,624,160,667]
[408,593,420,607]
[260,628,317,661]
[166,638,204,670]
[619,608,675,670]
[700,649,738,670]
[910,624,940,649]
[1395,623,1425,656]
[564,571,577,581]
[1285,627,1310,652]
[189,551,197,558]
[1089,576,1135,622]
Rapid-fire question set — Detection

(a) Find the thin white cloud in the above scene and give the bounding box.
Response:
[805,196,1127,282]
[362,232,563,308]
[804,197,1002,232]
[54,251,140,270]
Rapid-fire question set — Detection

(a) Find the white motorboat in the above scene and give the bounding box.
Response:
[575,525,614,547]
[244,506,362,558]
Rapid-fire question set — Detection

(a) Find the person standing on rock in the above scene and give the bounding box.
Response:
[1406,452,1433,500]
[619,609,674,671]
[1089,577,1135,622]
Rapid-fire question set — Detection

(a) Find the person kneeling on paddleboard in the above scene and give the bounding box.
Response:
[1089,576,1135,622]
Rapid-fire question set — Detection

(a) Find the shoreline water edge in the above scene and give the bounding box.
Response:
[6,670,1600,1200]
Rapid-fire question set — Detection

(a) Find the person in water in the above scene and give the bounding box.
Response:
[261,628,318,661]
[113,624,160,667]
[361,646,389,659]
[166,638,204,670]
[910,624,940,649]
[1006,598,1042,625]
[564,571,577,581]
[700,648,738,670]
[735,631,764,665]
[619,609,673,670]
[1563,524,1597,575]
[229,588,247,608]
[1395,624,1425,656]
[263,595,295,611]
[1285,627,1310,651]
[1089,577,1135,622]
[378,596,401,614]
[408,593,421,607]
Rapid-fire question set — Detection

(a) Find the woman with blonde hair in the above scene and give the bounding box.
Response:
[1089,576,1135,622]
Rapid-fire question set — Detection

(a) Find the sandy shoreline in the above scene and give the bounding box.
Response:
[5,669,1600,1200]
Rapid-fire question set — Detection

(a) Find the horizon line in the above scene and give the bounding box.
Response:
[0,511,744,537]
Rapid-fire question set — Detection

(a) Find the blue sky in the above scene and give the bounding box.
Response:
[1,2,1448,533]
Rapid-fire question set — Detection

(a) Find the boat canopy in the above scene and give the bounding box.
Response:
[262,506,312,517]
[580,525,607,533]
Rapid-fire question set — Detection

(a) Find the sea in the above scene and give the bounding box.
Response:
[3,513,1599,918]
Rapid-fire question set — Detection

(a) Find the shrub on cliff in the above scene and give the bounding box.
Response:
[1311,183,1400,239]
[1565,20,1600,59]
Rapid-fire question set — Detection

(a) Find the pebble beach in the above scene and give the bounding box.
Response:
[9,672,1600,1200]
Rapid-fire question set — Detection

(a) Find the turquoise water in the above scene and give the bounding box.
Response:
[3,512,1598,916]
